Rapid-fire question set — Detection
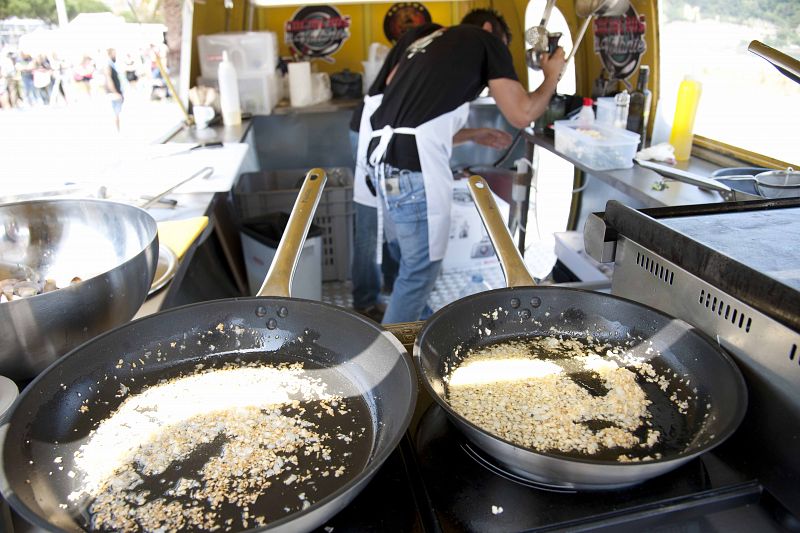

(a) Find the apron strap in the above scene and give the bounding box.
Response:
[368,125,417,167]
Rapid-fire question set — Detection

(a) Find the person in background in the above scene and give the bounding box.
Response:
[350,19,514,323]
[357,8,565,324]
[16,53,37,106]
[105,48,124,131]
[349,25,437,323]
[33,55,53,105]
[0,52,15,109]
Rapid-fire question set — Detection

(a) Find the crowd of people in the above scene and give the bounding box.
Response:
[0,45,170,111]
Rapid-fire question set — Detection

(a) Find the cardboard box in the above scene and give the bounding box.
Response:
[442,178,510,273]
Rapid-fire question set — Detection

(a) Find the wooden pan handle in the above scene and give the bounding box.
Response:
[258,168,327,297]
[467,175,536,288]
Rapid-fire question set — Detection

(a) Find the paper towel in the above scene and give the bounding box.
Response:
[288,62,313,107]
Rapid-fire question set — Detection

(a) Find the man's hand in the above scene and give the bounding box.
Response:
[540,46,567,81]
[454,128,513,149]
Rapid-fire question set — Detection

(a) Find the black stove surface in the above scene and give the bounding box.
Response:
[410,405,766,532]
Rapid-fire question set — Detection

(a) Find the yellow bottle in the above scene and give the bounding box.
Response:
[669,76,702,161]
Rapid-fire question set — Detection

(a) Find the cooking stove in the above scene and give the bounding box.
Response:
[407,402,793,533]
[8,199,800,532]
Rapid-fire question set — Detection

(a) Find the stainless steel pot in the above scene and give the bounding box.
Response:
[0,199,158,380]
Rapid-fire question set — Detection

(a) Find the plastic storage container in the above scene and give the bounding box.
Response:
[595,97,615,126]
[240,213,322,300]
[234,168,353,281]
[554,121,640,171]
[198,74,278,115]
[198,32,278,79]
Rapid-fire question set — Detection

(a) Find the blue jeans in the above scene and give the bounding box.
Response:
[372,165,442,324]
[350,130,398,309]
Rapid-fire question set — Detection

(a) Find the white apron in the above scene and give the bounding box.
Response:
[355,93,470,262]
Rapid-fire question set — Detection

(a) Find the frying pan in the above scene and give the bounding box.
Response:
[413,175,747,490]
[0,169,417,532]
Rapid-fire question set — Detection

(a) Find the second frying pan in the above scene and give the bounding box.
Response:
[413,176,747,489]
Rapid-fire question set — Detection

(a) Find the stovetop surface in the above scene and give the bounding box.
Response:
[8,403,786,533]
[410,405,765,532]
[660,207,800,292]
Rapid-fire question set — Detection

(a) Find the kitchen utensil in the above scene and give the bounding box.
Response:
[148,244,178,296]
[139,166,214,209]
[525,0,558,69]
[634,159,732,194]
[157,217,210,260]
[0,199,158,380]
[413,175,747,490]
[748,40,800,85]
[712,167,800,199]
[738,168,800,199]
[0,169,416,532]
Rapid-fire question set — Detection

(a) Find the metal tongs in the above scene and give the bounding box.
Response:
[139,167,214,209]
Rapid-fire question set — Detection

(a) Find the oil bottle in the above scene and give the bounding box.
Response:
[669,75,702,161]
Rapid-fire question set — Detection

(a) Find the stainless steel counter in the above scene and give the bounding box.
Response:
[523,129,726,208]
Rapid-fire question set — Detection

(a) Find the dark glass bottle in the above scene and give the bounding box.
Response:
[627,65,652,150]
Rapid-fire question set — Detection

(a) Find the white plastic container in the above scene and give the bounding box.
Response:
[198,32,277,79]
[595,97,615,126]
[554,121,640,171]
[198,74,275,115]
[288,62,313,107]
[217,51,241,126]
[240,217,322,300]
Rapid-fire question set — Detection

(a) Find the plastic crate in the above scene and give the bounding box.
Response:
[554,120,640,171]
[234,168,353,281]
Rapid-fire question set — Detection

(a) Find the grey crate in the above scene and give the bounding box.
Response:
[234,168,353,281]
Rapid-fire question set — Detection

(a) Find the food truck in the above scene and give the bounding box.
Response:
[1,0,798,530]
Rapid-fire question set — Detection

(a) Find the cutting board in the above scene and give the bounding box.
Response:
[157,217,209,259]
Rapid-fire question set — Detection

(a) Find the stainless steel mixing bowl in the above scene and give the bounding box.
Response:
[0,199,158,380]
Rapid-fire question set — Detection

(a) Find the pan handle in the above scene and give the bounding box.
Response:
[467,175,536,288]
[257,168,327,298]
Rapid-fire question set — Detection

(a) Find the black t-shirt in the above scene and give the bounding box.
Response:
[349,23,443,132]
[369,24,518,170]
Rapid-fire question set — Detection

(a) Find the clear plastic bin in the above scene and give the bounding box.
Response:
[554,121,640,171]
[198,32,277,79]
[595,97,615,126]
[197,74,278,115]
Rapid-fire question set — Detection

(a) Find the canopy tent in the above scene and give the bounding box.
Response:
[17,13,165,58]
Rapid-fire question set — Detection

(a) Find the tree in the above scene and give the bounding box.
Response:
[0,0,109,24]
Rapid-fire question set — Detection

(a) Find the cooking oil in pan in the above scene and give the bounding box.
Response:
[69,356,374,532]
[444,335,700,463]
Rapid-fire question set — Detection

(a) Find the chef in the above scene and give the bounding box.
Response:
[355,8,566,324]
[351,17,514,323]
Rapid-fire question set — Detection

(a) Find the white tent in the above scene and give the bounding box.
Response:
[18,13,165,58]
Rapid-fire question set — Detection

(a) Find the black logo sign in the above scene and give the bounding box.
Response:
[593,5,646,82]
[383,2,432,43]
[285,5,351,60]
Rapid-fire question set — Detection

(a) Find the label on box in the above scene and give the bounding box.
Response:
[442,180,509,273]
